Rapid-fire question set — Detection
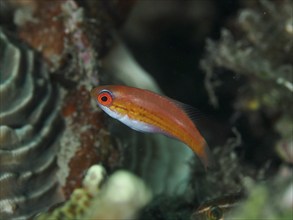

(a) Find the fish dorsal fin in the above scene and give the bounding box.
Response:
[167,97,204,124]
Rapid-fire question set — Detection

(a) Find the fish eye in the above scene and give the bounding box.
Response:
[97,90,113,106]
[101,96,108,102]
[207,206,223,220]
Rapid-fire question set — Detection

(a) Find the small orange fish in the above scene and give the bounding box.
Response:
[91,85,213,169]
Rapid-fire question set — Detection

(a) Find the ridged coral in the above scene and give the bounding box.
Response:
[0,28,63,219]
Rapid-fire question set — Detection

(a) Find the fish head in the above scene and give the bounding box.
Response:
[91,86,130,120]
[91,86,114,107]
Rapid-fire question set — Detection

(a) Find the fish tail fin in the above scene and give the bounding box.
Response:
[195,142,215,171]
[203,143,215,171]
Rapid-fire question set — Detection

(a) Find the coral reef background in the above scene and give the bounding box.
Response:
[0,0,292,219]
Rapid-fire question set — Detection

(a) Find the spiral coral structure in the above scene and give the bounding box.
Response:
[0,28,63,219]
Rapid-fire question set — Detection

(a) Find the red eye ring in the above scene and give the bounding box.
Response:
[97,91,113,106]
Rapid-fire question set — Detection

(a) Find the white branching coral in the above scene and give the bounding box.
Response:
[36,164,152,220]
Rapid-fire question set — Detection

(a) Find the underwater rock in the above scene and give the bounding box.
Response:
[16,0,66,71]
[16,0,99,82]
[57,85,122,199]
[0,28,63,219]
[35,164,152,220]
